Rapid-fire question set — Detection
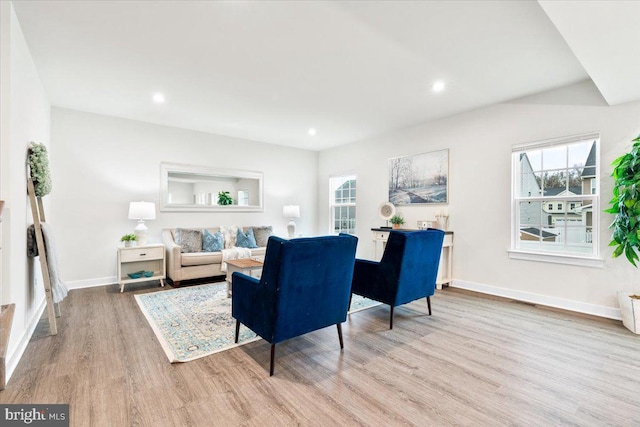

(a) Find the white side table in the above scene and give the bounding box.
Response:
[117,243,166,293]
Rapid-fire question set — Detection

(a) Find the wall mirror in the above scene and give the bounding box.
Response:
[160,162,264,212]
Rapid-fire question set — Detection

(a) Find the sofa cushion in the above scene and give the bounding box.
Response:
[174,228,202,253]
[237,228,258,248]
[203,229,224,252]
[181,251,223,267]
[252,226,273,247]
[220,225,238,249]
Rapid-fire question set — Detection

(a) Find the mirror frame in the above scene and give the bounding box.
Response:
[160,162,264,212]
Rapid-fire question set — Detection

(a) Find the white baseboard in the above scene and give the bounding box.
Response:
[450,279,622,321]
[5,299,46,385]
[66,276,116,290]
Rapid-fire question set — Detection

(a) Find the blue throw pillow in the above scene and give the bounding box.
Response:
[237,228,258,249]
[202,229,223,252]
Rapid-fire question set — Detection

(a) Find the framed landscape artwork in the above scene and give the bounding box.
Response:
[388,149,449,205]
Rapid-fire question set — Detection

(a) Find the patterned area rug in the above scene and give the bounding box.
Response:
[135,282,380,363]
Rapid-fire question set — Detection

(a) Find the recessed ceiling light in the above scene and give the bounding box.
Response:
[432,81,446,93]
[152,93,165,103]
[308,128,317,136]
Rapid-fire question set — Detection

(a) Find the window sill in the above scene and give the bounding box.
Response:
[508,249,604,268]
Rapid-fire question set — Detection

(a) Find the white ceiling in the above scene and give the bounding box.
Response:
[11,1,640,151]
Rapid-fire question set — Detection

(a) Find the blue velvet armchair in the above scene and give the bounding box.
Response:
[232,233,358,376]
[351,229,444,329]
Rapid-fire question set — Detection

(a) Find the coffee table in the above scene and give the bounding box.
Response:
[225,258,264,297]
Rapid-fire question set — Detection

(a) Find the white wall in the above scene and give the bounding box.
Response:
[319,88,640,314]
[0,1,51,383]
[51,108,318,287]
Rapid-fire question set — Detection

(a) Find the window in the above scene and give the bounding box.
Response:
[511,133,599,262]
[330,174,356,234]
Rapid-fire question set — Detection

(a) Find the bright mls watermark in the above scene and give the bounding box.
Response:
[1,405,69,426]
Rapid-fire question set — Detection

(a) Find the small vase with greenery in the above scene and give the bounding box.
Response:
[120,233,137,247]
[390,214,405,229]
[217,191,233,206]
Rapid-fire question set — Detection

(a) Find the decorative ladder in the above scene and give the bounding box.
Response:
[27,177,59,336]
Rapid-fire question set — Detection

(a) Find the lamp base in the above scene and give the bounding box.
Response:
[135,230,148,246]
[287,220,296,239]
[134,220,148,246]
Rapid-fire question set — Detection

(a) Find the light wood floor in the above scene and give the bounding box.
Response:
[1,282,639,426]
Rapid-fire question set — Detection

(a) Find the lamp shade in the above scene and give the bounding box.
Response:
[128,201,156,220]
[283,205,300,218]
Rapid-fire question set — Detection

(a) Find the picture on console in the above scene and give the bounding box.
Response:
[389,149,448,205]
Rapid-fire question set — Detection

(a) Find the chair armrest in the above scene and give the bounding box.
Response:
[232,273,273,340]
[351,258,380,295]
[231,273,262,314]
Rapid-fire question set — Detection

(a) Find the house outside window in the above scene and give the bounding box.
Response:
[511,133,599,263]
[330,173,356,234]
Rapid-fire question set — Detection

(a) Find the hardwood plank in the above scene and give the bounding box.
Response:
[1,285,640,426]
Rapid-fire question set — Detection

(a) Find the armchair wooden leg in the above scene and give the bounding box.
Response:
[337,323,344,349]
[389,305,394,330]
[234,320,240,343]
[427,296,432,316]
[348,293,353,312]
[270,344,276,376]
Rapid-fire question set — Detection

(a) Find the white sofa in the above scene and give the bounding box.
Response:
[162,226,270,286]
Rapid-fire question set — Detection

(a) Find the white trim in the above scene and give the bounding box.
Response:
[66,276,117,290]
[451,279,621,320]
[512,131,600,152]
[508,249,604,268]
[5,299,46,385]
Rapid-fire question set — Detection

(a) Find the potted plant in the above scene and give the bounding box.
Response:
[390,214,405,230]
[605,134,640,334]
[120,233,137,248]
[217,191,233,206]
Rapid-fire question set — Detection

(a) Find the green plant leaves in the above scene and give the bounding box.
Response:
[606,134,640,267]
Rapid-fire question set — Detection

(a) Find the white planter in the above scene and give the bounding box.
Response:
[618,291,640,334]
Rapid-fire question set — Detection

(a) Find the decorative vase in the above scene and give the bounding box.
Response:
[618,291,640,334]
[124,241,133,248]
[392,224,401,230]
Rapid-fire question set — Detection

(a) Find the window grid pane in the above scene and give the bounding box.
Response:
[330,175,357,234]
[513,138,598,257]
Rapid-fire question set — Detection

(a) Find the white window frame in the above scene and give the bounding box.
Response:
[329,172,357,235]
[509,132,602,267]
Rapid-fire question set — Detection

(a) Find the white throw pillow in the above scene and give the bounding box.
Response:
[219,225,239,249]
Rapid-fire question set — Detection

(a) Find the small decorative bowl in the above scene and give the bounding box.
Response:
[143,271,154,278]
[128,271,144,279]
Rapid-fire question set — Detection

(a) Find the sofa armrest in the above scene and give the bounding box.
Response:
[162,229,182,279]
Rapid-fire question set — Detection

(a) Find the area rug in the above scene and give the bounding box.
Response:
[135,282,379,363]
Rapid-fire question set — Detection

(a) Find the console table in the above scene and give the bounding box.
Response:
[371,228,453,289]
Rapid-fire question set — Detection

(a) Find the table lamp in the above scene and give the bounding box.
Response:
[128,201,156,246]
[283,205,300,238]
